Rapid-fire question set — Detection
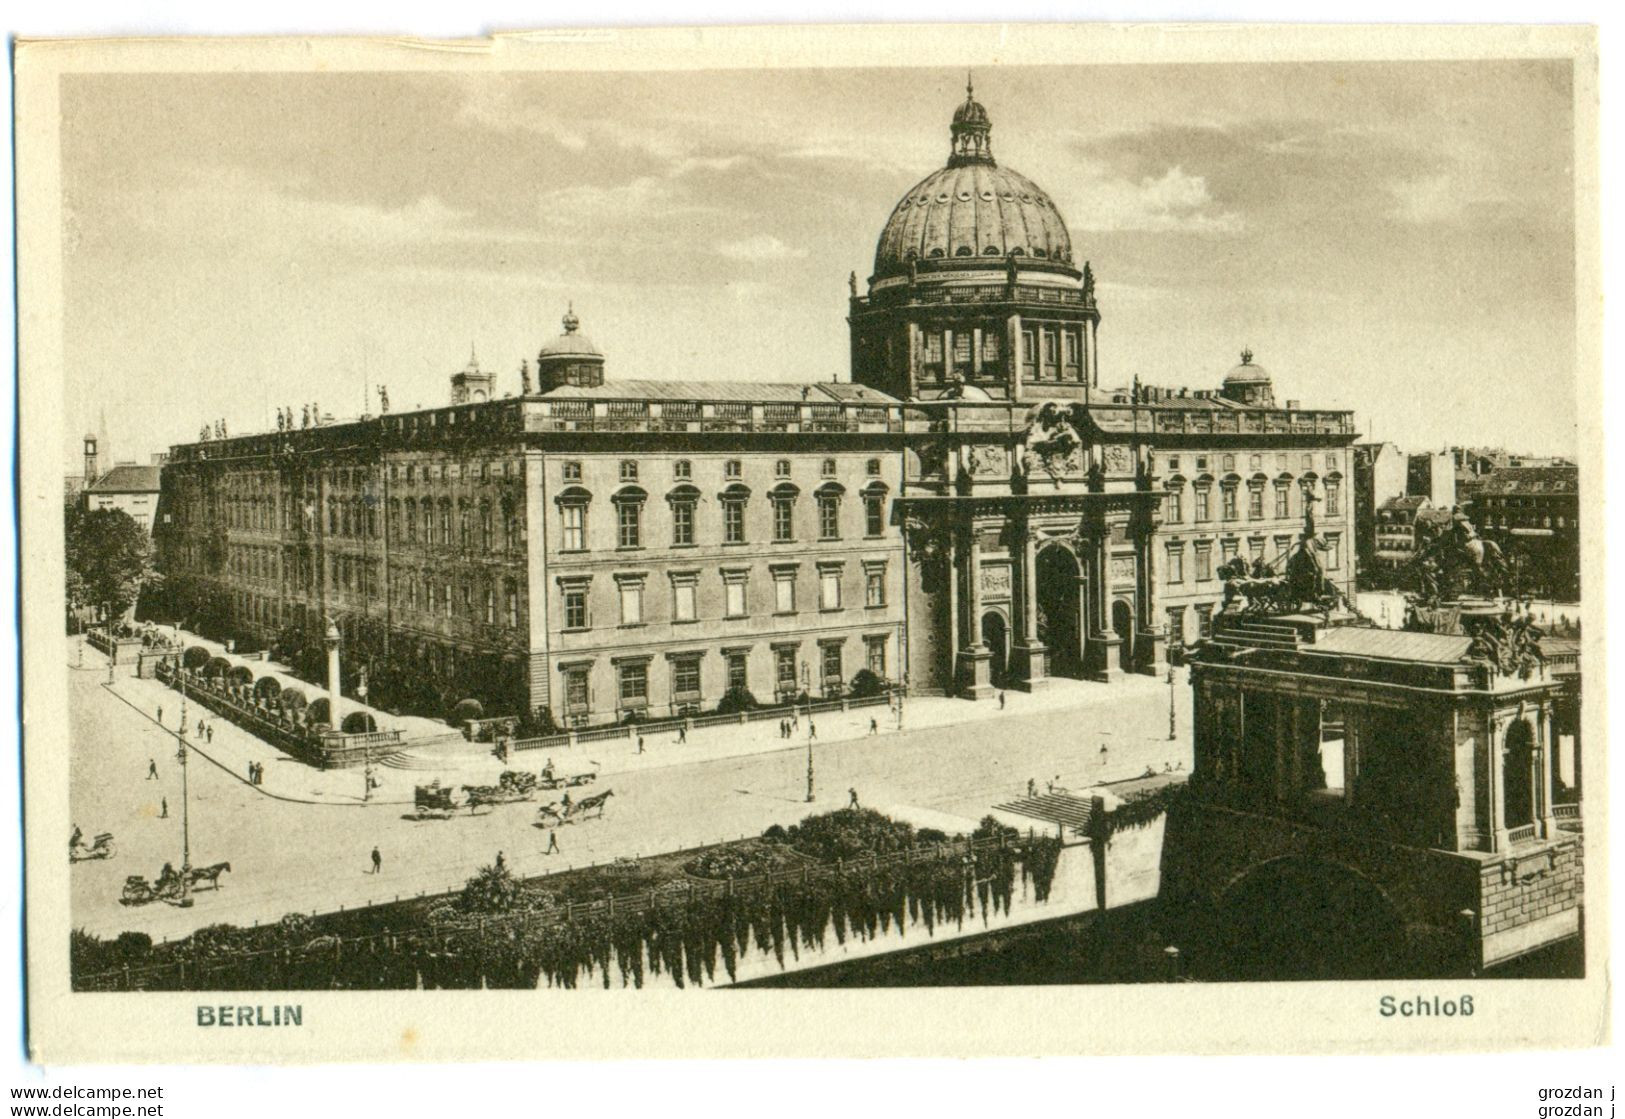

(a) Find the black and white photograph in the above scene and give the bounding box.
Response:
[15,22,1605,1066]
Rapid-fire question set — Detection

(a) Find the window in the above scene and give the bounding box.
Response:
[1166,543,1184,584]
[1165,486,1184,524]
[725,459,742,479]
[618,663,648,707]
[864,493,886,537]
[774,570,796,614]
[822,458,837,477]
[723,498,746,544]
[1248,484,1264,520]
[1326,534,1342,570]
[1021,329,1037,378]
[1196,603,1214,639]
[462,583,473,616]
[481,587,496,624]
[444,583,454,618]
[1302,454,1314,471]
[952,331,972,372]
[562,584,589,630]
[507,583,519,628]
[865,566,886,607]
[1325,479,1342,516]
[1220,539,1238,566]
[1194,486,1211,522]
[866,637,887,678]
[618,579,644,626]
[439,500,451,545]
[821,643,843,687]
[564,461,583,482]
[505,506,521,552]
[866,458,882,477]
[1195,543,1213,582]
[1168,456,1181,471]
[672,657,701,698]
[617,501,641,549]
[1166,607,1185,646]
[1222,455,1236,472]
[775,647,798,695]
[480,503,493,550]
[820,567,842,610]
[1275,484,1290,519]
[565,668,590,713]
[672,577,697,622]
[674,460,691,480]
[620,460,638,483]
[459,503,472,549]
[1249,537,1265,565]
[561,503,586,551]
[1250,455,1262,470]
[818,494,841,539]
[1221,484,1238,521]
[724,574,748,619]
[426,582,437,614]
[671,497,695,546]
[1062,328,1080,379]
[726,651,748,692]
[405,501,417,542]
[772,494,795,542]
[775,459,792,478]
[1195,456,1209,471]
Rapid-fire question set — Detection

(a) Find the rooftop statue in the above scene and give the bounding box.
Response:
[1217,494,1345,618]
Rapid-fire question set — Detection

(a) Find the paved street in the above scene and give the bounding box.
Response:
[68,643,1193,942]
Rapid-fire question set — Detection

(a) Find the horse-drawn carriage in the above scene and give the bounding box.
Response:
[537,758,599,791]
[536,787,615,827]
[463,770,540,812]
[413,781,467,819]
[119,861,231,905]
[69,831,115,863]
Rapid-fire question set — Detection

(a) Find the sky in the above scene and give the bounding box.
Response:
[59,59,1579,471]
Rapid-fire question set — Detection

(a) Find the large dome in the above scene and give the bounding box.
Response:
[872,83,1075,280]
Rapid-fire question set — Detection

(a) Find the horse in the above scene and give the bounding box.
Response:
[187,861,231,890]
[573,789,614,820]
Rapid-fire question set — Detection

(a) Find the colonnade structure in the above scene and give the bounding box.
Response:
[1170,608,1582,975]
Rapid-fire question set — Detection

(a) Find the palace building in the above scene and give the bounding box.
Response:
[153,82,1359,727]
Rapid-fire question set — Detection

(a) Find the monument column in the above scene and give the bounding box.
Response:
[1012,521,1048,689]
[961,526,994,698]
[324,617,344,731]
[1537,704,1558,840]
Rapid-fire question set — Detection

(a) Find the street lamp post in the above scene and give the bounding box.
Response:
[358,670,372,803]
[175,669,193,908]
[802,662,814,803]
[1167,663,1177,741]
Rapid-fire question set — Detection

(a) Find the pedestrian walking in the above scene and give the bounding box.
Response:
[677,724,687,744]
[546,830,560,855]
[247,761,255,783]
[160,797,168,819]
[147,758,158,780]
[157,705,163,724]
[998,691,1006,710]
[808,721,817,741]
[869,717,878,736]
[370,847,382,874]
[1027,778,1036,798]
[848,787,859,809]
[206,725,213,744]
[495,851,506,872]
[637,734,645,755]
[1046,779,1053,794]
[1099,744,1109,767]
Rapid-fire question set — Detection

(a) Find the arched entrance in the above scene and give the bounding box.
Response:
[980,611,1009,687]
[1111,598,1135,674]
[1503,719,1535,829]
[1035,545,1084,678]
[1213,857,1407,980]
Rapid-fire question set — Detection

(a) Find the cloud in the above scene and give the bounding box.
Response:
[715,234,807,263]
[1064,163,1243,235]
[1385,174,1464,225]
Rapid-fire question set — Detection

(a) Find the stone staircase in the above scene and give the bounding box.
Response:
[991,792,1096,837]
[1210,617,1306,651]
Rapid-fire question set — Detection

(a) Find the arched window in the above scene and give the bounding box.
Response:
[554,485,592,552]
[816,481,845,540]
[720,483,751,544]
[666,483,701,547]
[1164,475,1187,524]
[612,485,647,549]
[862,481,889,537]
[770,482,800,542]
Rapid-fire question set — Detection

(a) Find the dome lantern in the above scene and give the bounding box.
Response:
[948,75,994,167]
[536,302,606,392]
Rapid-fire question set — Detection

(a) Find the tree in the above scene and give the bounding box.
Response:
[64,506,155,624]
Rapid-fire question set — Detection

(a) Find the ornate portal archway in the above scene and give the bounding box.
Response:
[1036,545,1085,678]
[981,610,1009,687]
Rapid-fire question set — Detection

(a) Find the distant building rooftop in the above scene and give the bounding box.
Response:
[86,463,161,493]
